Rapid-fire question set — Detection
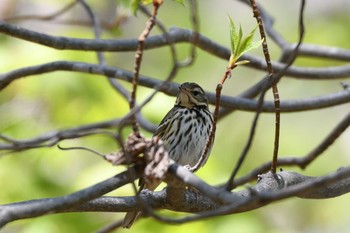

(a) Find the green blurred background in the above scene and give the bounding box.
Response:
[0,0,349,232]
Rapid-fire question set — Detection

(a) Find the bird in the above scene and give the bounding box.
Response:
[122,82,214,228]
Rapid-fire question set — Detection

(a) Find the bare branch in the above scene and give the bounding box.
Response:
[0,166,140,227]
[0,0,349,230]
[0,118,121,152]
[1,166,349,227]
[0,22,349,79]
[4,1,78,22]
[158,167,350,224]
[232,112,350,186]
[1,61,349,111]
[250,0,280,174]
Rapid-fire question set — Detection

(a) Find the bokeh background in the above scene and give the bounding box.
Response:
[0,0,349,232]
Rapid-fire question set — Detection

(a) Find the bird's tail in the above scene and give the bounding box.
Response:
[122,179,161,228]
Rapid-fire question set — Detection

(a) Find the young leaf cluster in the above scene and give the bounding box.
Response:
[228,15,263,68]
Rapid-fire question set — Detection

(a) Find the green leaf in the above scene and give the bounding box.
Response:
[130,0,152,15]
[237,25,256,58]
[227,16,262,68]
[237,24,242,57]
[242,38,264,55]
[238,26,263,57]
[228,15,239,57]
[131,0,141,15]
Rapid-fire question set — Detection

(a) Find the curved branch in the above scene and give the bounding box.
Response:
[0,1,349,231]
[0,118,121,151]
[1,166,349,227]
[4,1,78,22]
[1,22,349,79]
[156,167,350,224]
[1,61,349,113]
[2,86,348,152]
[297,43,350,61]
[0,166,140,227]
[232,111,350,185]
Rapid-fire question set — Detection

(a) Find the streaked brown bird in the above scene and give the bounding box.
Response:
[122,82,214,228]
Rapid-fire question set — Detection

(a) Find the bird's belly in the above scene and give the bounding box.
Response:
[160,107,213,168]
[167,123,210,167]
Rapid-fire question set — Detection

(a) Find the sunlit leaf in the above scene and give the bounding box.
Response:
[227,15,262,68]
[237,24,243,57]
[237,25,257,58]
[241,38,264,56]
[131,0,141,15]
[130,0,153,15]
[228,15,239,57]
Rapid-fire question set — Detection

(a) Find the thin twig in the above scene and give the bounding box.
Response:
[78,0,147,147]
[225,0,307,190]
[4,0,78,21]
[57,144,105,158]
[298,111,350,168]
[138,5,178,65]
[179,0,200,67]
[225,89,267,191]
[0,127,117,154]
[129,1,163,136]
[232,110,349,186]
[249,0,280,173]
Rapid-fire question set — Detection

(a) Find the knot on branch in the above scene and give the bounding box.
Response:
[105,134,169,184]
[257,171,286,190]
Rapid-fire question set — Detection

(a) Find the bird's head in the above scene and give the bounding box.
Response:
[175,82,209,109]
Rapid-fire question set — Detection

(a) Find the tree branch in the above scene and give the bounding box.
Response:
[1,165,349,228]
[1,1,349,230]
[231,111,350,186]
[1,61,349,111]
[1,22,349,79]
[0,166,140,227]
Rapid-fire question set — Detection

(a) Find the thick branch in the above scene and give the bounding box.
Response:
[0,166,140,227]
[1,166,349,227]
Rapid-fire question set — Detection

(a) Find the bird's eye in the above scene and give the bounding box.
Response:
[192,90,200,96]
